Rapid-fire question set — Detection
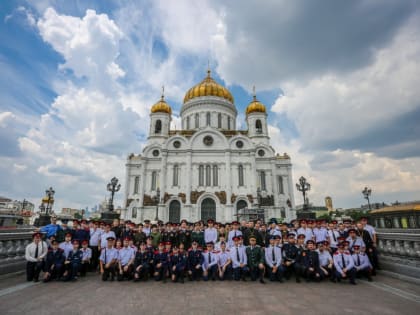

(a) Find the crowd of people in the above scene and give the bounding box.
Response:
[25,216,379,285]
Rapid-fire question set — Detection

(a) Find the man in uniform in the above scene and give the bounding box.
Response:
[246,235,266,283]
[170,245,187,283]
[43,239,65,282]
[117,237,135,281]
[133,223,147,247]
[297,220,313,243]
[177,219,191,248]
[154,242,170,282]
[352,245,373,281]
[99,223,116,249]
[204,219,218,245]
[282,233,304,282]
[346,228,366,253]
[265,235,283,282]
[63,240,83,281]
[317,241,334,281]
[333,242,356,285]
[89,221,101,271]
[187,240,203,281]
[230,236,248,281]
[202,241,218,281]
[80,240,92,277]
[216,241,232,280]
[227,221,243,248]
[143,219,151,236]
[134,242,153,281]
[59,233,74,260]
[301,240,321,282]
[99,236,118,281]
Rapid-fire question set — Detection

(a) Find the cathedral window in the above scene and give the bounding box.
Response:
[227,117,231,130]
[277,175,284,194]
[206,112,211,126]
[155,120,162,134]
[256,120,262,133]
[218,113,222,128]
[206,165,211,186]
[132,207,137,219]
[260,171,266,191]
[213,165,218,186]
[173,165,179,186]
[199,165,204,186]
[151,171,157,191]
[133,176,140,194]
[238,165,244,187]
[186,117,190,129]
[195,113,199,128]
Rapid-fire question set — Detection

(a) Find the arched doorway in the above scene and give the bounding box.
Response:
[201,198,216,222]
[169,200,181,223]
[236,200,248,218]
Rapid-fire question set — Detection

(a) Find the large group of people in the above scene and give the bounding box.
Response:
[25,216,379,285]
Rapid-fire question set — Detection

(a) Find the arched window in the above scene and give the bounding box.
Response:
[132,207,137,219]
[133,176,140,194]
[227,117,231,130]
[199,165,204,186]
[260,171,266,191]
[195,113,199,128]
[155,120,162,134]
[173,165,179,186]
[218,113,222,128]
[186,117,190,129]
[206,112,211,126]
[151,171,157,190]
[206,165,211,186]
[256,120,262,133]
[277,175,284,194]
[238,165,244,187]
[213,165,218,187]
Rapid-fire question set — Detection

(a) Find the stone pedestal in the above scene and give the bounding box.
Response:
[101,211,120,224]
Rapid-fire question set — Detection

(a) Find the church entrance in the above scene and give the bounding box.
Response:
[236,200,247,217]
[201,198,216,222]
[169,200,181,223]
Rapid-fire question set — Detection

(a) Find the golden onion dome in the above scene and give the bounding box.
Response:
[183,70,234,104]
[246,93,266,115]
[151,94,172,115]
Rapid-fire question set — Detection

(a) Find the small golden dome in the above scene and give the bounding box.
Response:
[183,70,234,104]
[246,95,266,115]
[151,95,172,115]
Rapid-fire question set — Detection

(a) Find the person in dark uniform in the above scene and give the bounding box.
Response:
[80,240,92,277]
[246,235,266,283]
[177,220,191,248]
[170,245,187,283]
[63,240,83,281]
[301,240,321,282]
[154,242,170,282]
[191,222,205,248]
[282,234,304,282]
[43,240,65,282]
[187,240,204,281]
[133,224,147,247]
[133,242,153,281]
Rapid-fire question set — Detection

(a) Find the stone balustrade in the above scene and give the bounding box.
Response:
[376,228,420,279]
[0,230,34,275]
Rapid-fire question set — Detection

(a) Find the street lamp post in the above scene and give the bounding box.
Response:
[362,187,372,210]
[154,188,160,221]
[37,187,55,227]
[296,176,311,211]
[107,177,121,212]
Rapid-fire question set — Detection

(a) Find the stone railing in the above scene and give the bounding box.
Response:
[376,228,420,279]
[0,229,35,275]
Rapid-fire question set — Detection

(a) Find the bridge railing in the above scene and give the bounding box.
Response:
[0,229,34,275]
[376,228,420,279]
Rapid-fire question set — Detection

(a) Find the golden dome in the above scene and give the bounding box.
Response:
[183,70,234,104]
[246,95,266,115]
[151,95,172,115]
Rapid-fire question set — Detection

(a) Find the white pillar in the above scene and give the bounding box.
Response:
[186,152,192,206]
[225,151,232,206]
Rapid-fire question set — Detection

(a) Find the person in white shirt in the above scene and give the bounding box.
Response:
[25,232,48,282]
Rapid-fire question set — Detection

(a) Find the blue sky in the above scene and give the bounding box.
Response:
[0,0,419,212]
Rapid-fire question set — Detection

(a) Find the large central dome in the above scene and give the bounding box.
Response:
[183,70,234,104]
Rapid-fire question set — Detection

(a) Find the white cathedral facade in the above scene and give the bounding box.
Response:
[123,70,295,223]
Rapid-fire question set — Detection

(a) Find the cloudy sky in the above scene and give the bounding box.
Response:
[0,0,419,213]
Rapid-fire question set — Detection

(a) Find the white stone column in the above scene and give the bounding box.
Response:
[225,151,232,206]
[287,165,296,220]
[186,151,192,206]
[139,159,147,221]
[271,161,278,206]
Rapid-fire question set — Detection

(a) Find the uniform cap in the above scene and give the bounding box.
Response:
[306,240,315,245]
[353,245,360,250]
[206,241,214,245]
[165,241,172,245]
[232,236,240,241]
[32,232,42,238]
[297,234,306,239]
[124,237,131,242]
[331,220,338,224]
[106,236,115,241]
[158,242,165,247]
[249,235,257,241]
[82,240,89,245]
[348,228,357,233]
[269,235,276,241]
[287,233,296,238]
[207,219,214,224]
[232,221,239,225]
[144,219,151,223]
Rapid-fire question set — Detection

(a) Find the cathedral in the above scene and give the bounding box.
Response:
[123,70,295,223]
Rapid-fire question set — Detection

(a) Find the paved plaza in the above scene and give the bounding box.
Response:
[0,273,419,315]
